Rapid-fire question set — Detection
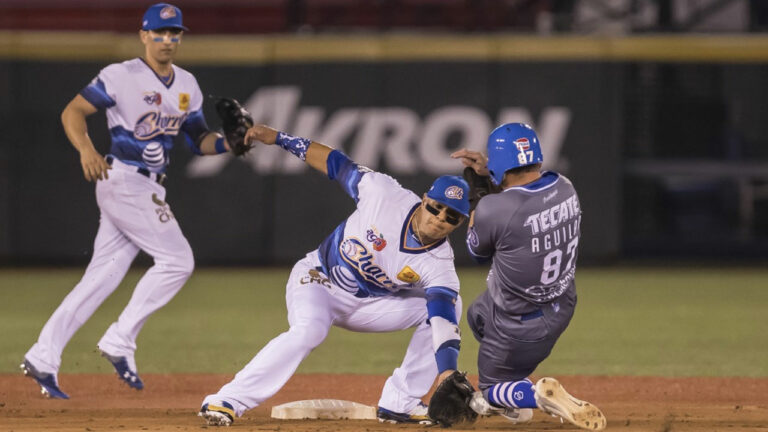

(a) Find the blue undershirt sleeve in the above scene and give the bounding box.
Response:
[326,150,367,202]
[425,287,460,373]
[180,110,210,156]
[79,78,115,109]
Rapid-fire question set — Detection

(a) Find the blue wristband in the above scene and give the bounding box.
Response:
[214,136,227,154]
[435,342,460,373]
[275,132,311,161]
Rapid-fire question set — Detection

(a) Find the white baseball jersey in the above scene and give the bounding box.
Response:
[80,58,207,173]
[203,152,464,417]
[318,156,461,298]
[25,58,202,378]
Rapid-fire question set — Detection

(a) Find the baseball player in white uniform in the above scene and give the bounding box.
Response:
[198,125,471,426]
[21,3,234,399]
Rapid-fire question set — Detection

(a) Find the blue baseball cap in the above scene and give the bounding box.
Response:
[426,175,470,217]
[142,3,188,31]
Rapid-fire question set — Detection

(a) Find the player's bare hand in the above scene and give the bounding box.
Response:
[245,124,278,146]
[80,147,110,182]
[451,149,490,176]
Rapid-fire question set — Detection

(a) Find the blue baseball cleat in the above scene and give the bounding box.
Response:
[100,351,144,390]
[377,401,433,425]
[20,359,70,399]
[199,400,235,426]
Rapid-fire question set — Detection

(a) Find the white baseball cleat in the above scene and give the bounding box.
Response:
[199,400,235,426]
[534,377,606,431]
[377,401,433,424]
[469,391,533,423]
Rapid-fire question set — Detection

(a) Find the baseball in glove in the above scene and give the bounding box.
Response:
[428,371,479,427]
[462,167,501,213]
[215,97,254,157]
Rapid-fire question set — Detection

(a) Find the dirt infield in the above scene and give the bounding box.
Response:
[1,374,766,432]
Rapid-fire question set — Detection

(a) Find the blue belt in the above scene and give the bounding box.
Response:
[106,156,165,185]
[521,309,544,321]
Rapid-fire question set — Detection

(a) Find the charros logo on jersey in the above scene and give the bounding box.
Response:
[339,237,396,291]
[134,111,188,140]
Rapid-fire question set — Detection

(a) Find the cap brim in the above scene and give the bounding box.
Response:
[428,196,469,217]
[143,24,189,31]
[448,204,469,218]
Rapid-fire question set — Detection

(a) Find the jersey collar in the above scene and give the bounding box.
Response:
[138,57,176,89]
[504,171,559,193]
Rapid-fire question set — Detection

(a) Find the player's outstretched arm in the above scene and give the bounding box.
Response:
[245,124,333,175]
[61,94,110,182]
[196,132,230,155]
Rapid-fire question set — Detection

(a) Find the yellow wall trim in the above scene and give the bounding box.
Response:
[3,31,768,64]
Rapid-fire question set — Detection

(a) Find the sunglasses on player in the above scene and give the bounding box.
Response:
[424,201,463,225]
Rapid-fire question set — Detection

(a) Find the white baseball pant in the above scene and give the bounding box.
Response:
[26,158,194,374]
[203,250,462,417]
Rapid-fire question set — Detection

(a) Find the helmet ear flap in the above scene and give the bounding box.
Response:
[488,169,500,185]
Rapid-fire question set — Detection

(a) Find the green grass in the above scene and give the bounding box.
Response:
[1,267,766,377]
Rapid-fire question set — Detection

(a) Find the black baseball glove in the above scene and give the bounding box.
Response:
[428,371,479,427]
[462,167,500,212]
[215,97,254,157]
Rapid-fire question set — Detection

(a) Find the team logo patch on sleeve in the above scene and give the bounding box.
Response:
[397,266,420,283]
[179,93,190,111]
[445,185,464,200]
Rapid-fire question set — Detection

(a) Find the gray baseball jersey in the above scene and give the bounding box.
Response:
[467,171,581,314]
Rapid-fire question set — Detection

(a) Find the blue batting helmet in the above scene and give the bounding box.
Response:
[486,123,543,185]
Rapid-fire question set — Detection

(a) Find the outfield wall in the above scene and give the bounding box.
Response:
[1,33,767,264]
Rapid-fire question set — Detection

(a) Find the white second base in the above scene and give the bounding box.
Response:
[271,399,377,420]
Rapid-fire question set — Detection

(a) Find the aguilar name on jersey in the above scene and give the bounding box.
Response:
[467,171,582,310]
[317,151,460,298]
[80,58,211,173]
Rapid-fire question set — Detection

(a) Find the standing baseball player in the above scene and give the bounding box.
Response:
[199,124,470,426]
[451,123,606,430]
[21,3,248,399]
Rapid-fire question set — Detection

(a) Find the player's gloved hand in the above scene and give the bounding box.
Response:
[428,370,479,428]
[462,167,500,213]
[215,97,255,157]
[80,146,111,182]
